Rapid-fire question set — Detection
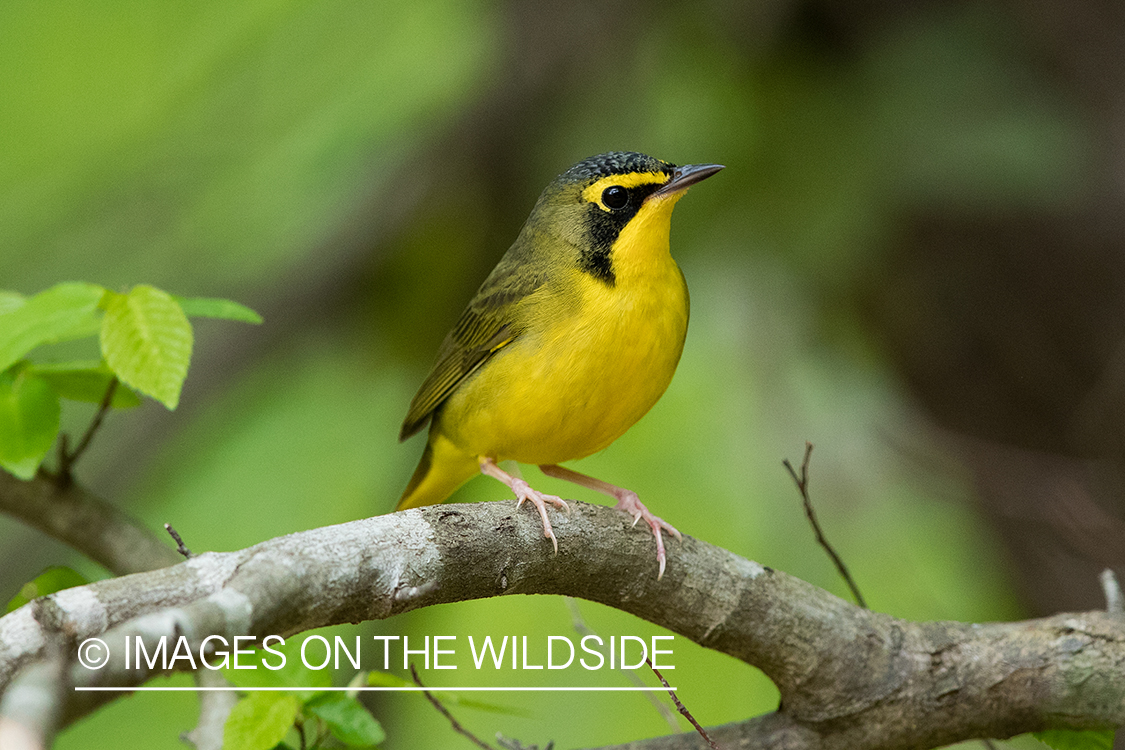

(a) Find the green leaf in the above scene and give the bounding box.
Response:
[29,361,142,408]
[0,367,61,479]
[365,670,412,689]
[0,291,26,316]
[174,295,263,324]
[223,692,299,750]
[222,638,332,700]
[305,693,385,747]
[100,286,193,410]
[6,566,89,613]
[1034,729,1117,750]
[0,282,106,374]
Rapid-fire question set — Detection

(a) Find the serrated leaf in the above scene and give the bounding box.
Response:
[100,286,193,410]
[1034,729,1116,750]
[6,566,89,613]
[0,368,61,479]
[305,694,385,747]
[174,295,263,324]
[223,692,299,750]
[0,282,106,374]
[29,361,142,408]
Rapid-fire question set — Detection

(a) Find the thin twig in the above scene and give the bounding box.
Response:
[496,736,554,750]
[1101,569,1123,614]
[57,377,118,486]
[565,598,679,730]
[55,433,69,483]
[646,658,720,750]
[294,714,307,750]
[164,524,194,559]
[410,663,496,750]
[783,442,868,609]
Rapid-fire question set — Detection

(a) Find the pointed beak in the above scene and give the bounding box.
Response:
[652,163,724,197]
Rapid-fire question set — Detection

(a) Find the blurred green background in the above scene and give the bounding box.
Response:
[3,0,1123,748]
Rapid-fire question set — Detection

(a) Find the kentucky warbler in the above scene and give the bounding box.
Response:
[397,151,722,579]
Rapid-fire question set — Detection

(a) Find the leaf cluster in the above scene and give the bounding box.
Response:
[221,642,385,750]
[0,282,259,479]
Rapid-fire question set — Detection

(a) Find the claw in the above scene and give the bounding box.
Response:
[481,459,681,575]
[537,464,681,579]
[509,477,568,555]
[478,458,569,556]
[613,492,680,581]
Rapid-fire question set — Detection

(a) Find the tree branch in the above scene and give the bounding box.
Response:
[0,501,1121,750]
[182,669,238,750]
[0,471,180,576]
[0,641,66,750]
[0,471,229,747]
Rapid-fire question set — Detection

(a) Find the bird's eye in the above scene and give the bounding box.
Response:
[602,186,628,210]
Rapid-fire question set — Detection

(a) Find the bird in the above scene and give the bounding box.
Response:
[396,151,723,579]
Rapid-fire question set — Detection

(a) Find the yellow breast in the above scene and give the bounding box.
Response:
[436,192,690,465]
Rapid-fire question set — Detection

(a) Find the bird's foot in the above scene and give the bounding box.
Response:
[614,492,682,580]
[537,464,680,580]
[479,457,570,554]
[511,478,569,555]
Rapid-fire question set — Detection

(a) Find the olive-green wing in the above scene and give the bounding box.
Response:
[398,262,545,441]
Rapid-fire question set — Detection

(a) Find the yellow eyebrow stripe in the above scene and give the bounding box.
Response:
[580,171,669,210]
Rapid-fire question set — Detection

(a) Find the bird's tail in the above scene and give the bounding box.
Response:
[396,434,480,510]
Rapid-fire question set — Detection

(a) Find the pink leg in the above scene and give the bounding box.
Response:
[479,457,570,555]
[539,464,681,580]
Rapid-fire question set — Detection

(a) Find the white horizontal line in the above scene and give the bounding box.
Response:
[74,686,674,692]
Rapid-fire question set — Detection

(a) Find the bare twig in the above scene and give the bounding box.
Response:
[410,663,496,750]
[566,598,679,730]
[164,524,194,559]
[783,442,867,609]
[54,434,68,489]
[1102,569,1123,614]
[497,735,554,750]
[56,378,118,486]
[646,658,720,750]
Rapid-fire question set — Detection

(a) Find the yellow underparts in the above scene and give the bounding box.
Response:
[398,190,690,509]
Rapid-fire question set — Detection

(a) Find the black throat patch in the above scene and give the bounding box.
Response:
[578,181,663,286]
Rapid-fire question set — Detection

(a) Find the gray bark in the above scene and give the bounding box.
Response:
[0,499,1122,749]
